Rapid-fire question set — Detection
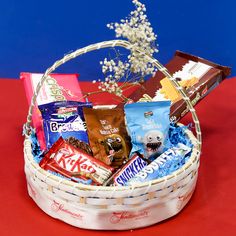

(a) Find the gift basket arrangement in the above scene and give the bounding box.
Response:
[22,0,230,230]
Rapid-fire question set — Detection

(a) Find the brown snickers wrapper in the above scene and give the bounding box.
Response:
[120,51,231,122]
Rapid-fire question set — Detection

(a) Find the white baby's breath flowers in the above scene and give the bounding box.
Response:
[96,59,130,97]
[98,75,123,96]
[96,0,158,99]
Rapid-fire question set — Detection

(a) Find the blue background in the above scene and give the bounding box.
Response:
[0,0,235,79]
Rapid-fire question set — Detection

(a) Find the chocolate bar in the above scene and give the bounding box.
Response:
[124,51,231,122]
[127,143,191,185]
[104,153,148,186]
[39,137,114,185]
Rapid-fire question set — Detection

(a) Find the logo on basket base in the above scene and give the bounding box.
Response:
[28,183,37,198]
[51,200,83,220]
[110,210,149,224]
[177,189,195,210]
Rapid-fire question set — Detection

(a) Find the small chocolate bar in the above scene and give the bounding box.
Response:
[39,137,114,185]
[123,51,231,122]
[128,143,191,185]
[105,153,148,186]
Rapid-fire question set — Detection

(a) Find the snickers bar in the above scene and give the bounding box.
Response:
[110,154,148,186]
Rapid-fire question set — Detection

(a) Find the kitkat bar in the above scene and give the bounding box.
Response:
[21,72,85,150]
[39,137,114,185]
[124,51,231,122]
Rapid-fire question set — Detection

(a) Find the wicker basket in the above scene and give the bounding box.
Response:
[23,40,201,230]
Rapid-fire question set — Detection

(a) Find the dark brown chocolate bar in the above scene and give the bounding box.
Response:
[124,51,231,122]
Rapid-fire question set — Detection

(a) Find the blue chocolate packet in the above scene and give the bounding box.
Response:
[127,143,192,185]
[124,101,171,159]
[39,101,92,149]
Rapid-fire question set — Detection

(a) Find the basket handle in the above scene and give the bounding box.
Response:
[24,39,201,154]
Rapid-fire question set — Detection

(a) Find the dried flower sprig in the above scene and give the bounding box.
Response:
[94,0,158,100]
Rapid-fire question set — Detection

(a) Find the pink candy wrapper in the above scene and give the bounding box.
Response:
[20,72,85,150]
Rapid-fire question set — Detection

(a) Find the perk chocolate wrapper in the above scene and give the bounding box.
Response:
[122,51,231,122]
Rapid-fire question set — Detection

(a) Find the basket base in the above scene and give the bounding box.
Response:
[26,174,197,230]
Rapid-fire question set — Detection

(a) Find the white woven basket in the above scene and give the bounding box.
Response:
[23,40,201,230]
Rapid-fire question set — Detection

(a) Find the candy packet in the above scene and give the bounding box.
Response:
[127,143,191,185]
[124,101,171,159]
[39,101,92,149]
[83,107,131,169]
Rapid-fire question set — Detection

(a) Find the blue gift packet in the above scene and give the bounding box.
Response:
[39,101,92,149]
[124,101,171,160]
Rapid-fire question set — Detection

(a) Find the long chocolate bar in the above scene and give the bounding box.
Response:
[124,51,231,122]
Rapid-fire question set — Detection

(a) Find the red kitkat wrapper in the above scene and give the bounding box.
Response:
[39,137,114,185]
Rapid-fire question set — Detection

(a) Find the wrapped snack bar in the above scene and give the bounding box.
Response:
[108,153,148,186]
[124,51,231,122]
[39,137,114,185]
[128,143,192,185]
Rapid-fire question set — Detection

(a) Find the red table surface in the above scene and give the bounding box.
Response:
[0,78,236,236]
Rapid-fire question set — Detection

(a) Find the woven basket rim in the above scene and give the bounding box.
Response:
[24,123,200,192]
